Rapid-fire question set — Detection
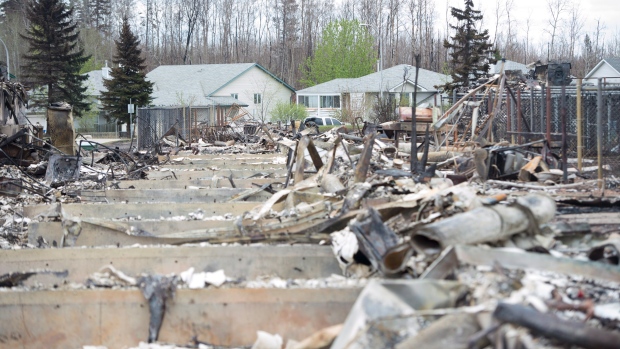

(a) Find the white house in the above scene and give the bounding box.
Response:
[489,59,528,75]
[584,57,620,85]
[146,63,295,124]
[295,64,451,120]
[83,60,112,103]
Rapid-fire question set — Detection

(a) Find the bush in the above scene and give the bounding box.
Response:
[271,102,308,122]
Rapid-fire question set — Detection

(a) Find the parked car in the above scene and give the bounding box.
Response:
[302,116,343,127]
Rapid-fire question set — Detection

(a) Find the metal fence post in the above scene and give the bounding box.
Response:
[506,92,512,143]
[529,88,534,133]
[541,84,546,133]
[560,84,567,183]
[597,79,604,189]
[517,89,522,144]
[576,79,583,172]
[546,85,552,145]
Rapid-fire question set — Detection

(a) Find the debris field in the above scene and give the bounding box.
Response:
[1,78,620,349]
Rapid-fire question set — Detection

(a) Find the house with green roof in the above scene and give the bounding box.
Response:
[295,64,451,120]
[146,63,295,124]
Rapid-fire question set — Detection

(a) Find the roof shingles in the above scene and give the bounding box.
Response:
[604,57,620,73]
[147,63,256,106]
[146,63,294,106]
[297,64,451,94]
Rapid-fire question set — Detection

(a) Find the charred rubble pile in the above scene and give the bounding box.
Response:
[0,82,619,349]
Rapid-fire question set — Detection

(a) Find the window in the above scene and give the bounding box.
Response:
[230,93,238,99]
[325,118,333,125]
[388,93,414,107]
[332,119,342,125]
[320,95,340,108]
[298,95,318,108]
[315,118,324,125]
[254,93,262,104]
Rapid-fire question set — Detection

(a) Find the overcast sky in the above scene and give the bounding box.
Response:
[439,0,620,46]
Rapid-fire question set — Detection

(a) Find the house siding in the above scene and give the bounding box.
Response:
[585,63,620,85]
[214,66,293,121]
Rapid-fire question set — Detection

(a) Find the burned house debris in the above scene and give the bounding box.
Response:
[0,61,619,349]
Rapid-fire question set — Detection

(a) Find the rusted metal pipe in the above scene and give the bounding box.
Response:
[546,85,552,144]
[577,79,583,172]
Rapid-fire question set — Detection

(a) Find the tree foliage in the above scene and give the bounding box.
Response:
[443,0,492,91]
[301,19,375,87]
[21,0,91,116]
[100,17,153,126]
[271,101,308,122]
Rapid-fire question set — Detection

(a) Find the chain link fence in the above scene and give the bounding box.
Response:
[137,106,220,149]
[442,85,620,179]
[136,106,253,149]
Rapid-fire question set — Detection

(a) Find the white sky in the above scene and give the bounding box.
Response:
[440,0,620,46]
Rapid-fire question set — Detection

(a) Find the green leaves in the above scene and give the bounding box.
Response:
[301,19,375,88]
[270,102,308,122]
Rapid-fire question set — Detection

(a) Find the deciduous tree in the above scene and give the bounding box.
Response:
[301,19,375,87]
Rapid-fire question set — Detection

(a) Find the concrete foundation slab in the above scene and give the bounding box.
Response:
[79,188,271,203]
[23,202,259,220]
[0,245,341,284]
[29,220,236,247]
[146,169,288,180]
[161,162,287,170]
[110,178,283,190]
[0,287,359,348]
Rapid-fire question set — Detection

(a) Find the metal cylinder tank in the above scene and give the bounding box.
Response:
[47,102,75,155]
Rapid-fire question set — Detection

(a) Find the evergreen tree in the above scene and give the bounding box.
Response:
[100,17,153,127]
[0,0,24,21]
[443,0,492,91]
[21,0,90,116]
[93,0,111,33]
[74,0,110,32]
[301,19,375,87]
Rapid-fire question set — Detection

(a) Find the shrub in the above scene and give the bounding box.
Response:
[271,102,308,122]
